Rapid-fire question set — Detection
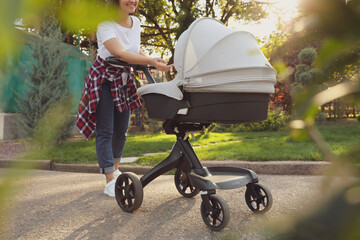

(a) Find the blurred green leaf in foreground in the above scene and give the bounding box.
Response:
[0,0,119,235]
[59,0,117,33]
[272,0,360,239]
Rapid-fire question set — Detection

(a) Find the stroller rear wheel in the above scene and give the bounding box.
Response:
[245,183,272,213]
[200,194,230,231]
[115,172,143,212]
[174,168,200,198]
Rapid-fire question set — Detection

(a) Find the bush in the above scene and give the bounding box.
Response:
[295,63,310,73]
[238,112,291,132]
[294,49,323,87]
[298,72,313,86]
[308,68,322,80]
[142,119,163,133]
[357,115,360,123]
[215,111,290,132]
[295,64,310,82]
[15,12,73,142]
[291,82,305,96]
[298,48,317,65]
[316,112,328,123]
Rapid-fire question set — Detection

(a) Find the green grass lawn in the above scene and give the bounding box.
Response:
[22,121,360,166]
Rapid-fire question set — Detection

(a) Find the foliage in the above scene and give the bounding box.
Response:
[269,81,292,112]
[215,111,290,132]
[59,0,117,56]
[297,71,313,86]
[261,21,291,62]
[291,45,358,119]
[138,0,269,63]
[261,21,294,113]
[297,0,360,83]
[290,0,360,121]
[280,0,360,239]
[31,98,74,148]
[295,63,310,78]
[308,68,322,80]
[59,0,117,32]
[293,47,322,88]
[14,12,73,145]
[0,0,50,62]
[297,47,317,65]
[240,111,291,132]
[316,112,328,123]
[142,119,163,133]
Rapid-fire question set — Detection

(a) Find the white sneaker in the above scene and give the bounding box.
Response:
[114,169,121,179]
[104,179,116,197]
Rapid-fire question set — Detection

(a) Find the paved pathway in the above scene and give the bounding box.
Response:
[0,169,345,240]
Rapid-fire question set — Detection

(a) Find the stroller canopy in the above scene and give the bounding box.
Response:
[174,18,276,93]
[137,18,277,100]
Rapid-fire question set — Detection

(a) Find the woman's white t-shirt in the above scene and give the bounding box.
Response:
[97,16,141,59]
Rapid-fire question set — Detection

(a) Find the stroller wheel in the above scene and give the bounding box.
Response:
[245,183,273,213]
[115,172,143,212]
[200,194,230,231]
[174,168,200,198]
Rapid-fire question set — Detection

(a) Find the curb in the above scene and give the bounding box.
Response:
[52,163,153,175]
[0,158,341,175]
[0,159,52,170]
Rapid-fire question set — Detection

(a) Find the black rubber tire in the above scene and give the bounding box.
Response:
[115,172,143,212]
[174,168,200,198]
[200,194,230,231]
[245,183,273,213]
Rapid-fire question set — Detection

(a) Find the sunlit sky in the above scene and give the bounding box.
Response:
[231,0,300,39]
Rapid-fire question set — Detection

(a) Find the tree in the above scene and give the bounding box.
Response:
[138,0,269,63]
[293,48,322,87]
[16,12,73,146]
[55,0,270,70]
[261,21,293,113]
[269,80,291,112]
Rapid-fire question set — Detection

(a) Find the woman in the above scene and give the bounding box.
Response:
[77,0,172,197]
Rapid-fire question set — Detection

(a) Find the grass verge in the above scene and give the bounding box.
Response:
[21,121,360,166]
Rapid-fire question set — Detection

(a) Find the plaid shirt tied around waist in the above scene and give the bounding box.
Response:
[76,56,141,139]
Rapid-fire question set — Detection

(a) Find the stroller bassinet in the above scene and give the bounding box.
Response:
[106,18,275,231]
[137,18,276,123]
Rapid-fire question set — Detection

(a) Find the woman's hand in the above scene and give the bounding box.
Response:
[152,58,173,72]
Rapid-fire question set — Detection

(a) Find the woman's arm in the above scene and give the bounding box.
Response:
[139,49,167,64]
[139,49,147,56]
[104,38,172,71]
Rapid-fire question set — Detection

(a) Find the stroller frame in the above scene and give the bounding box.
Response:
[106,57,273,231]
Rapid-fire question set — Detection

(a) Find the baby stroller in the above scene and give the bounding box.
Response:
[106,18,276,231]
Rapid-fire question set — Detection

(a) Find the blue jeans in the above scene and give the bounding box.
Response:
[96,81,130,174]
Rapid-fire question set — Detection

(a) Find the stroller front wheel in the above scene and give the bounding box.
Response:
[174,168,200,198]
[245,183,273,213]
[115,172,143,212]
[200,194,230,231]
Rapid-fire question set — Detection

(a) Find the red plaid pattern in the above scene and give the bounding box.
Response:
[76,56,141,139]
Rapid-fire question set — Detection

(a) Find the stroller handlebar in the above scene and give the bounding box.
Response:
[105,56,156,84]
[105,56,156,71]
